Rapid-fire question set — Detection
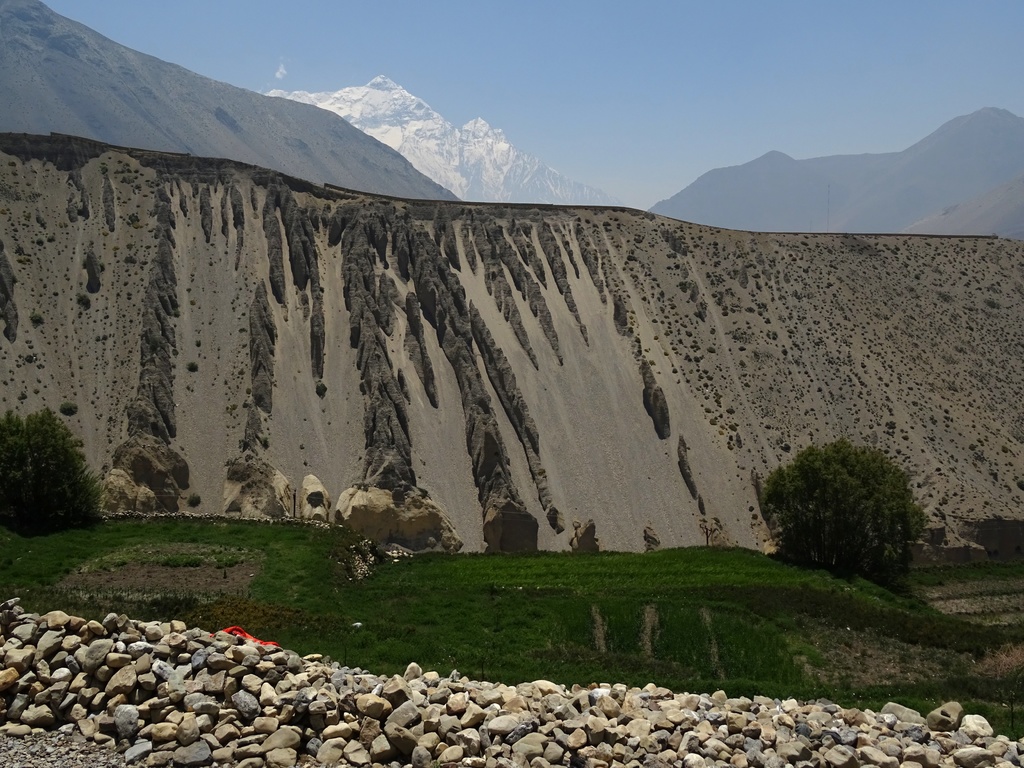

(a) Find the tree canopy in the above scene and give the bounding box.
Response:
[0,408,102,535]
[760,439,926,584]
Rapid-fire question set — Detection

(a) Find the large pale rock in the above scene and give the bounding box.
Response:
[261,727,301,752]
[265,747,298,768]
[0,667,20,692]
[114,704,140,741]
[928,702,965,732]
[102,468,142,514]
[5,646,35,673]
[317,739,347,764]
[223,456,293,518]
[881,702,926,726]
[960,715,994,740]
[20,705,56,727]
[110,434,189,514]
[173,740,213,767]
[954,747,995,768]
[105,663,137,695]
[298,474,331,522]
[337,486,463,552]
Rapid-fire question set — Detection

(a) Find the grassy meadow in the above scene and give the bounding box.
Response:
[2,519,1023,735]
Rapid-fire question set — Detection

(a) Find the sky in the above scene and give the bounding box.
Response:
[44,1,1024,209]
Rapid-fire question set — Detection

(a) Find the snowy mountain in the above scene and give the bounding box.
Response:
[268,76,618,205]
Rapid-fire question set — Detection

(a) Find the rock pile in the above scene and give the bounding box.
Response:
[2,597,1021,768]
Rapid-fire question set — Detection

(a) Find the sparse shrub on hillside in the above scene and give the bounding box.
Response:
[761,439,925,585]
[58,401,78,416]
[187,493,201,508]
[0,408,102,535]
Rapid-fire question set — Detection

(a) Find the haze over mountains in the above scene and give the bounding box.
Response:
[0,0,452,200]
[652,107,1024,237]
[269,76,618,206]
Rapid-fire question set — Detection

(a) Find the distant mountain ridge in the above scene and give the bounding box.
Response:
[269,76,618,205]
[0,0,453,200]
[652,108,1024,236]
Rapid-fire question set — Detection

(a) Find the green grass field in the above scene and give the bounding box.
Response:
[2,519,1023,735]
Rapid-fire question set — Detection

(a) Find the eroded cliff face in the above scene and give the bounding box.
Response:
[2,134,1024,556]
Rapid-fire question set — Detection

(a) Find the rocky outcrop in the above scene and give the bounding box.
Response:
[83,246,101,294]
[102,468,158,515]
[299,475,331,523]
[643,525,661,551]
[198,186,213,244]
[569,519,601,552]
[109,434,190,514]
[574,221,605,301]
[100,172,115,233]
[0,239,16,343]
[222,456,293,519]
[470,304,556,531]
[537,220,587,343]
[403,292,438,408]
[2,598,1010,768]
[336,485,463,553]
[640,358,671,440]
[678,435,698,500]
[470,220,537,367]
[125,190,179,444]
[248,283,276,415]
[65,169,90,223]
[403,220,539,551]
[342,232,416,491]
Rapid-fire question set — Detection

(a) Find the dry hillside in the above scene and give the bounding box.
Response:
[1,134,1023,557]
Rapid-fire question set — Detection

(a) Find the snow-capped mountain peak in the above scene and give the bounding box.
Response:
[268,77,618,205]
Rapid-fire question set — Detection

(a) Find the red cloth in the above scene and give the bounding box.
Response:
[216,626,280,646]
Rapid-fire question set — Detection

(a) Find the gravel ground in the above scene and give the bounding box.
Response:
[0,727,126,768]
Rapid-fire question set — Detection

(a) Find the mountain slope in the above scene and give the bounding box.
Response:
[2,134,1024,560]
[906,171,1024,239]
[0,0,453,200]
[270,76,617,205]
[652,108,1024,234]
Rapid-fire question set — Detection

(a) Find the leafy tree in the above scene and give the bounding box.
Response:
[0,408,102,535]
[760,439,925,584]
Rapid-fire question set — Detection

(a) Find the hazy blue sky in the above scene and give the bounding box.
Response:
[45,0,1024,208]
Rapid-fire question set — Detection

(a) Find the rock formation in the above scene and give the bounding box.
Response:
[569,519,601,553]
[336,486,463,553]
[2,133,1024,556]
[299,475,331,523]
[222,457,293,520]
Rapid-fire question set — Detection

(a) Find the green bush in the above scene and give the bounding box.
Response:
[761,439,926,585]
[187,493,201,508]
[58,401,78,416]
[0,408,102,535]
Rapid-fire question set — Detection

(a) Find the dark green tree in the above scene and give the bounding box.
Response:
[0,408,102,535]
[760,439,926,584]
